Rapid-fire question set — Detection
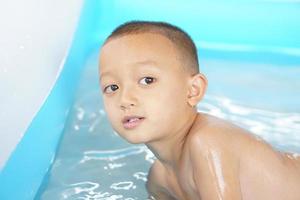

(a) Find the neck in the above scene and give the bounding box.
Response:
[145,110,198,169]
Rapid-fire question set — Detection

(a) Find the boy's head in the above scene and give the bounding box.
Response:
[99,21,207,144]
[104,21,199,75]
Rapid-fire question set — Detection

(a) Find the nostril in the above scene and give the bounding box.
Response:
[125,102,135,106]
[120,103,135,110]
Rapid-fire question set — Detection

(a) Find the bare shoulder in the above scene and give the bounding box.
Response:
[185,114,243,199]
[186,113,250,168]
[190,113,300,168]
[146,160,172,199]
[186,112,282,168]
[147,160,166,185]
[188,113,250,153]
[186,113,300,199]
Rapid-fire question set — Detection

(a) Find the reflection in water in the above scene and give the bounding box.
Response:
[133,172,148,182]
[110,182,135,190]
[80,146,148,163]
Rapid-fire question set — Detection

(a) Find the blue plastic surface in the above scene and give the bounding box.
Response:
[0,0,299,199]
[0,1,101,199]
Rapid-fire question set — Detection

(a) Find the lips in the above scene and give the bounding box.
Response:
[122,116,145,129]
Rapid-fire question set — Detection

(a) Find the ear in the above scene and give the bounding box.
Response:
[187,73,207,107]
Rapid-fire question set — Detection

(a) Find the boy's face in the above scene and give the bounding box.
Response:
[99,33,195,144]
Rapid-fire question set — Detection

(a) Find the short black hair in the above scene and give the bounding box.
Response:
[104,21,199,74]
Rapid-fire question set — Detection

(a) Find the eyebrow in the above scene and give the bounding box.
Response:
[134,60,158,66]
[100,60,161,80]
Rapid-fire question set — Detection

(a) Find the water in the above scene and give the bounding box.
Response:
[39,50,300,199]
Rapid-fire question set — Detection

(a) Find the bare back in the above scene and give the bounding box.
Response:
[147,113,300,200]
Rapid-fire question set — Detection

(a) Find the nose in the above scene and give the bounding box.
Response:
[119,87,137,110]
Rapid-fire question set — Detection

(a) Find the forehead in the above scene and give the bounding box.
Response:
[99,33,183,76]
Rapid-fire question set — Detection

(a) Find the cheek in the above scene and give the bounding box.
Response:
[162,79,187,103]
[149,81,187,116]
[103,98,119,123]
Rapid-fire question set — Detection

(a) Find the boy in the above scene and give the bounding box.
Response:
[98,21,300,200]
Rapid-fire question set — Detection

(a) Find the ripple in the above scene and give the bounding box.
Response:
[110,182,135,190]
[79,146,147,163]
[76,106,85,121]
[60,181,137,200]
[61,181,100,199]
[144,148,155,163]
[104,162,126,170]
[133,172,148,182]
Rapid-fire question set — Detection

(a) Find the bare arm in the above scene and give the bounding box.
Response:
[190,134,243,200]
[146,161,177,200]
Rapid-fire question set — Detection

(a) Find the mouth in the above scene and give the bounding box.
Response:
[122,116,145,129]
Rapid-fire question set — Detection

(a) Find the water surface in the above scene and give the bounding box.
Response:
[39,50,300,200]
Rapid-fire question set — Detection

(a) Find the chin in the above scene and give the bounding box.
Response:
[126,139,143,144]
[121,132,150,144]
[125,136,148,144]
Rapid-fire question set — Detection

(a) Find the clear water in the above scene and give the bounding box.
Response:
[39,49,300,200]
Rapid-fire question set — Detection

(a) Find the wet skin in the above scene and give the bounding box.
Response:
[99,33,300,200]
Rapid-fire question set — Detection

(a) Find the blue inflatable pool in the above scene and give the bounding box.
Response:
[1,1,300,199]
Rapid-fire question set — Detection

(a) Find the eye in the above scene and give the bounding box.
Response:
[103,84,119,94]
[139,77,156,85]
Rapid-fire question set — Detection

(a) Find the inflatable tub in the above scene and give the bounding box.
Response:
[1,0,300,199]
